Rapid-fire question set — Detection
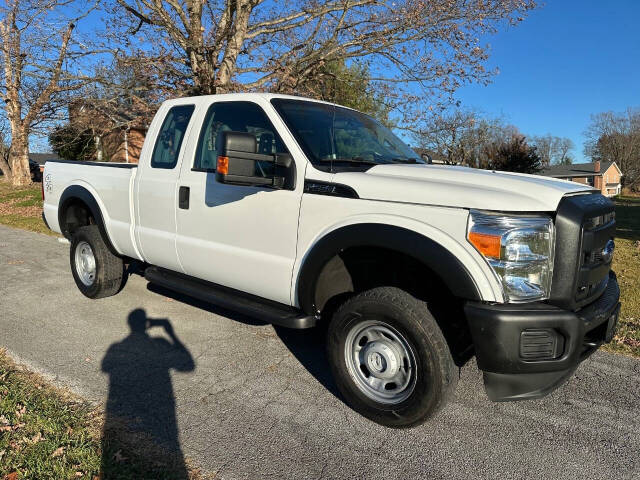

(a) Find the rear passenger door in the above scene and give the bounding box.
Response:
[175,100,304,305]
[135,103,195,271]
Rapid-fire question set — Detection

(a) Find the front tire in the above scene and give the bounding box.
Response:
[70,225,124,299]
[327,287,457,428]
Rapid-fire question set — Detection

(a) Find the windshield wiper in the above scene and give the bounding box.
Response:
[390,157,421,164]
[317,157,379,166]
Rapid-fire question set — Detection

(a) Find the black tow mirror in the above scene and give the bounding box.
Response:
[215,131,294,189]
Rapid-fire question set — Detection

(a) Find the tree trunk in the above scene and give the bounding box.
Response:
[9,134,31,186]
[0,154,12,183]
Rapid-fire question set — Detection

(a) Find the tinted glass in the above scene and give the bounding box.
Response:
[271,99,422,172]
[194,101,288,176]
[151,105,195,169]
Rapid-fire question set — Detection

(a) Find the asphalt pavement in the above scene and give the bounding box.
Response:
[0,224,638,480]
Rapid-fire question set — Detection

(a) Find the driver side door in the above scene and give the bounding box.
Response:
[175,100,304,305]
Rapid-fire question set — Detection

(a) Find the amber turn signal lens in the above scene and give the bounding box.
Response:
[217,156,229,174]
[468,231,501,258]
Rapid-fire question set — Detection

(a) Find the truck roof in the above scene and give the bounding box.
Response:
[161,92,352,110]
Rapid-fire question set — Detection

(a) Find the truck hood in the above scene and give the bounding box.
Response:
[333,164,594,212]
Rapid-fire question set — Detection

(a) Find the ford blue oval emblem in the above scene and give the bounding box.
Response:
[602,239,615,263]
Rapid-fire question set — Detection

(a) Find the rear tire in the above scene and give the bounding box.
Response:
[327,287,457,428]
[70,225,124,299]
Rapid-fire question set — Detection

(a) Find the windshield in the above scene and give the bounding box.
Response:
[271,98,423,172]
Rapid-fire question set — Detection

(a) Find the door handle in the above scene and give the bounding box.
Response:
[178,186,190,209]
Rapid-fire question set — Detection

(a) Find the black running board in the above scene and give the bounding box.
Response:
[144,267,317,329]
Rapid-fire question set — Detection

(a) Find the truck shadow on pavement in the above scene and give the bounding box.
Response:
[273,325,340,398]
[146,282,341,399]
[100,308,195,479]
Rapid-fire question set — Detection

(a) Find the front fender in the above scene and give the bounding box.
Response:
[294,218,495,316]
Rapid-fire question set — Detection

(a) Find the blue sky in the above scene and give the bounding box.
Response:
[454,0,639,163]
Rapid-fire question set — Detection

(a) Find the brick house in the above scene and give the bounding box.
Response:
[98,125,147,164]
[538,161,622,197]
[68,100,150,164]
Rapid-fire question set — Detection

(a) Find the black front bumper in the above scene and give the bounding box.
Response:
[465,272,620,401]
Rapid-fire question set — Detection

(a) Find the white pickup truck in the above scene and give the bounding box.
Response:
[43,93,620,427]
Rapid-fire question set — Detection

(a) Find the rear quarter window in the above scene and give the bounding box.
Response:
[151,105,195,169]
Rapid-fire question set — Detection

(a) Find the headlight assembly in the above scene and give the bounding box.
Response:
[467,210,555,302]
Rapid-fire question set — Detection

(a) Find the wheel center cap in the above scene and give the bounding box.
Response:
[370,352,385,372]
[365,342,399,378]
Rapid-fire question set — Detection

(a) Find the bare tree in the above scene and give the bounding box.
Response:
[416,109,518,167]
[48,52,164,161]
[584,108,640,189]
[0,0,94,186]
[112,0,536,110]
[531,134,574,166]
[556,137,574,165]
[415,109,478,165]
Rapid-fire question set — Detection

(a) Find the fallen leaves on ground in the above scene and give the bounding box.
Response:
[26,432,43,444]
[0,198,42,218]
[51,446,65,458]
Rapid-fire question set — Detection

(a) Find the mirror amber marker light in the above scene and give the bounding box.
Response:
[217,156,229,174]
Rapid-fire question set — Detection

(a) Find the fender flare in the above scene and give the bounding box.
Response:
[296,223,482,315]
[58,185,118,254]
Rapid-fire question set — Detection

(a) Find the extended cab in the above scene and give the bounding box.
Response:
[42,94,620,427]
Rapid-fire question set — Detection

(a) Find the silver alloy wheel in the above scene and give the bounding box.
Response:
[74,241,96,286]
[344,320,417,404]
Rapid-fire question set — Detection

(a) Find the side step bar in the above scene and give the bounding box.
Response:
[144,267,317,329]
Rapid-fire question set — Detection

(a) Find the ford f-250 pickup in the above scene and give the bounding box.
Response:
[42,93,620,427]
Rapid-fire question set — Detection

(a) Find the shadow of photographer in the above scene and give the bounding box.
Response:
[101,309,195,479]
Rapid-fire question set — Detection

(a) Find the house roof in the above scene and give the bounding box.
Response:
[538,161,615,178]
[29,152,59,165]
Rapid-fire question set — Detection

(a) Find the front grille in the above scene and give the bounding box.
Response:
[550,193,616,310]
[574,214,615,305]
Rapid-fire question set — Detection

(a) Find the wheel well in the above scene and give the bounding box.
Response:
[315,246,473,366]
[60,199,96,238]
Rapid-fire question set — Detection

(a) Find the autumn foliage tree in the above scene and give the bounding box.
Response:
[482,134,542,174]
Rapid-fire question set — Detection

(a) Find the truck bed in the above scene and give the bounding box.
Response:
[43,160,141,259]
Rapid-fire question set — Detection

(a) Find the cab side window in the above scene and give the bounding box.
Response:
[193,101,288,176]
[151,105,195,169]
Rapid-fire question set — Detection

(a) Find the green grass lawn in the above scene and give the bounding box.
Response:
[0,350,203,480]
[0,182,55,236]
[605,195,640,357]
